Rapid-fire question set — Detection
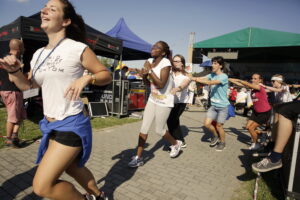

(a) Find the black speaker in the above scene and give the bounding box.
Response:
[111,80,129,116]
[281,117,300,200]
[88,102,109,117]
[192,49,203,64]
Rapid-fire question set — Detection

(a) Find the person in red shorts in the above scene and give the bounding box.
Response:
[0,39,26,148]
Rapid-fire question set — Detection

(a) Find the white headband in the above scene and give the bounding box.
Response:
[271,77,283,81]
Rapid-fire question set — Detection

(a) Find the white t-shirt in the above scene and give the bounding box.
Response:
[147,58,174,107]
[172,72,190,103]
[274,85,293,104]
[31,38,87,120]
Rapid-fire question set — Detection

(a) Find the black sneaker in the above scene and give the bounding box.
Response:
[215,142,226,151]
[12,138,21,148]
[209,136,219,147]
[252,158,282,173]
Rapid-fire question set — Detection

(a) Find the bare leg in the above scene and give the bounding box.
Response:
[246,120,259,142]
[162,130,177,146]
[12,123,20,136]
[216,123,225,143]
[137,133,148,158]
[66,161,101,196]
[204,118,218,137]
[273,114,293,153]
[33,139,84,200]
[6,121,14,138]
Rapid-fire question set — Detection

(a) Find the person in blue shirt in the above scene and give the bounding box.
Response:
[190,56,230,151]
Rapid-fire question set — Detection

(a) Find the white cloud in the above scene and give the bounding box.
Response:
[16,0,30,3]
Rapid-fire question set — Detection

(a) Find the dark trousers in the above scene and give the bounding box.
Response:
[167,103,187,142]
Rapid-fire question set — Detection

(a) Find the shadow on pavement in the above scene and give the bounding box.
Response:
[97,139,166,200]
[227,127,251,145]
[1,166,42,200]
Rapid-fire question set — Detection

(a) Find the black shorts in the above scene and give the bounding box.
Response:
[249,109,272,125]
[50,130,82,147]
[275,101,300,120]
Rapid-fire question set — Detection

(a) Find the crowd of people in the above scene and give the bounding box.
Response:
[0,0,300,199]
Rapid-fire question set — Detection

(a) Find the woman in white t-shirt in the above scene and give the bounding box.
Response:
[261,74,292,105]
[260,74,293,142]
[0,0,110,199]
[128,41,182,168]
[167,54,191,147]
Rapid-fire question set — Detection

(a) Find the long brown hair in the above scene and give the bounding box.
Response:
[59,0,86,43]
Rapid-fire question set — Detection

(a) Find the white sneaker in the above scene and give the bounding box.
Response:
[170,140,182,158]
[249,143,261,151]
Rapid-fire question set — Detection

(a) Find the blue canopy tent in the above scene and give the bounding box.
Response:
[106,18,151,60]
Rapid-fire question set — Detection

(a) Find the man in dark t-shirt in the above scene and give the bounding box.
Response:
[0,39,26,148]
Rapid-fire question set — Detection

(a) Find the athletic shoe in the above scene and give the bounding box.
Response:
[249,143,261,151]
[215,142,226,152]
[181,141,187,148]
[128,156,144,168]
[170,140,182,158]
[84,192,108,200]
[209,136,219,147]
[252,158,282,172]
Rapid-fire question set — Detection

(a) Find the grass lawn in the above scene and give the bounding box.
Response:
[232,156,285,200]
[0,106,140,149]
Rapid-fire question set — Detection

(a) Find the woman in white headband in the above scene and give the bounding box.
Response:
[260,74,292,105]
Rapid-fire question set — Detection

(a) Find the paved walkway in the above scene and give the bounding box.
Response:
[0,106,254,200]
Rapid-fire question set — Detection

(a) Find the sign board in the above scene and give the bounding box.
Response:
[207,52,238,59]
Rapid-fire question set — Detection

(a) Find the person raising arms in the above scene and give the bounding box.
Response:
[128,41,182,168]
[190,56,230,151]
[229,74,272,151]
[0,0,110,199]
[167,54,191,148]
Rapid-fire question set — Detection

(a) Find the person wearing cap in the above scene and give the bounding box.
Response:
[0,39,26,148]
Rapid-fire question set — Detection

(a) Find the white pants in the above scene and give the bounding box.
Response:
[140,101,172,136]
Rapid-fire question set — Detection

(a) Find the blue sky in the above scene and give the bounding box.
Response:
[1,0,300,69]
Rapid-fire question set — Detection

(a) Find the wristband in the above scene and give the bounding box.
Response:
[8,68,20,74]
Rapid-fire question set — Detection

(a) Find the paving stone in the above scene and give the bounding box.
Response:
[0,107,253,199]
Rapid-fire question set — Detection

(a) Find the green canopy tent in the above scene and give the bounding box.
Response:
[193,27,300,81]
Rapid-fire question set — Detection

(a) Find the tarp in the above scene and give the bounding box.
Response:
[193,27,300,48]
[106,18,151,60]
[0,13,123,59]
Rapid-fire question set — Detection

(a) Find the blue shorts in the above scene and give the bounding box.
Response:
[206,105,228,124]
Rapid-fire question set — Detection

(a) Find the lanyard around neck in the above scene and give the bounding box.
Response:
[32,38,65,79]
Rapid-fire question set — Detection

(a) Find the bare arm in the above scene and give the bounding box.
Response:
[260,83,283,92]
[171,76,191,94]
[148,66,171,89]
[0,55,39,91]
[65,47,112,100]
[229,78,260,90]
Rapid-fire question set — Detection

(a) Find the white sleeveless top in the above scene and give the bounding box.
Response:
[31,38,87,120]
[148,58,174,107]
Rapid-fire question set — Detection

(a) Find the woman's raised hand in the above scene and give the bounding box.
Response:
[0,55,22,73]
